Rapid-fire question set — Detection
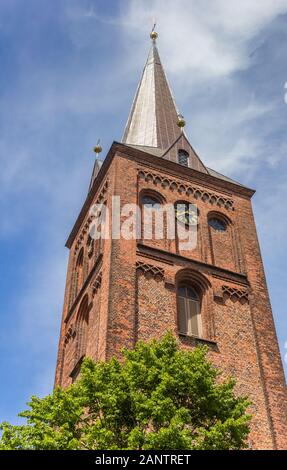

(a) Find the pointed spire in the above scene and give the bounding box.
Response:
[122,30,183,149]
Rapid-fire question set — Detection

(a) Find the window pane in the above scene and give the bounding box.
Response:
[186,287,199,300]
[178,284,202,337]
[208,218,227,232]
[187,299,200,336]
[178,286,187,297]
[178,285,199,300]
[178,297,187,333]
[141,196,160,208]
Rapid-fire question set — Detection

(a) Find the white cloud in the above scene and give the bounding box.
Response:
[121,0,287,79]
[187,97,277,175]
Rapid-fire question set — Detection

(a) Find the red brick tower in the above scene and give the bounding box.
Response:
[55,32,287,449]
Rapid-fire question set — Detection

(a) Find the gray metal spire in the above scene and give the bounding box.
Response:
[122,34,182,149]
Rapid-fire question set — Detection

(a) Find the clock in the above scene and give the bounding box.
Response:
[175,202,198,226]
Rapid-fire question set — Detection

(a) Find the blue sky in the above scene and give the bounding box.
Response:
[1,0,287,424]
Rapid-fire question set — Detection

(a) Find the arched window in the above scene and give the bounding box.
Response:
[76,247,84,292]
[76,247,84,269]
[208,217,227,232]
[178,150,189,167]
[76,295,89,361]
[177,283,201,337]
[141,194,162,209]
[207,212,238,271]
[69,247,84,307]
[140,192,165,243]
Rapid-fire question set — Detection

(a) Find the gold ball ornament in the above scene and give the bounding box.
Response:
[150,31,158,41]
[177,116,186,128]
[93,145,102,155]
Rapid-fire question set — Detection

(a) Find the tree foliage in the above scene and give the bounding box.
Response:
[0,333,251,450]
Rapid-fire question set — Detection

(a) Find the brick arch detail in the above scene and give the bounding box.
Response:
[138,169,234,211]
[139,188,166,205]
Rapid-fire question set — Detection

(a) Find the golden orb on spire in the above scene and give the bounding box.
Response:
[150,30,158,41]
[93,141,102,155]
[177,115,186,129]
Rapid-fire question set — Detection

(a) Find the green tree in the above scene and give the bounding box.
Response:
[0,333,251,450]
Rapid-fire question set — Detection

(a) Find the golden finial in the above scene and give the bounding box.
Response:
[93,139,102,155]
[150,22,158,42]
[177,114,186,130]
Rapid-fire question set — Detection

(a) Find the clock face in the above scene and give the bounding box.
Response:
[175,202,198,226]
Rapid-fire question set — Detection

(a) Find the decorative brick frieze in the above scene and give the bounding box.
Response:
[136,261,164,280]
[138,169,234,211]
[217,286,249,302]
[75,179,109,254]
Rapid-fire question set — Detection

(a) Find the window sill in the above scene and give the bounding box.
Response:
[178,333,217,347]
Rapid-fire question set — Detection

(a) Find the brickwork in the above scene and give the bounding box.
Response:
[54,143,287,449]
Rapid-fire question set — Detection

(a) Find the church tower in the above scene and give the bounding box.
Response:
[54,31,287,450]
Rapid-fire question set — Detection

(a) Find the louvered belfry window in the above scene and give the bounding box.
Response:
[178,150,189,167]
[178,285,201,337]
